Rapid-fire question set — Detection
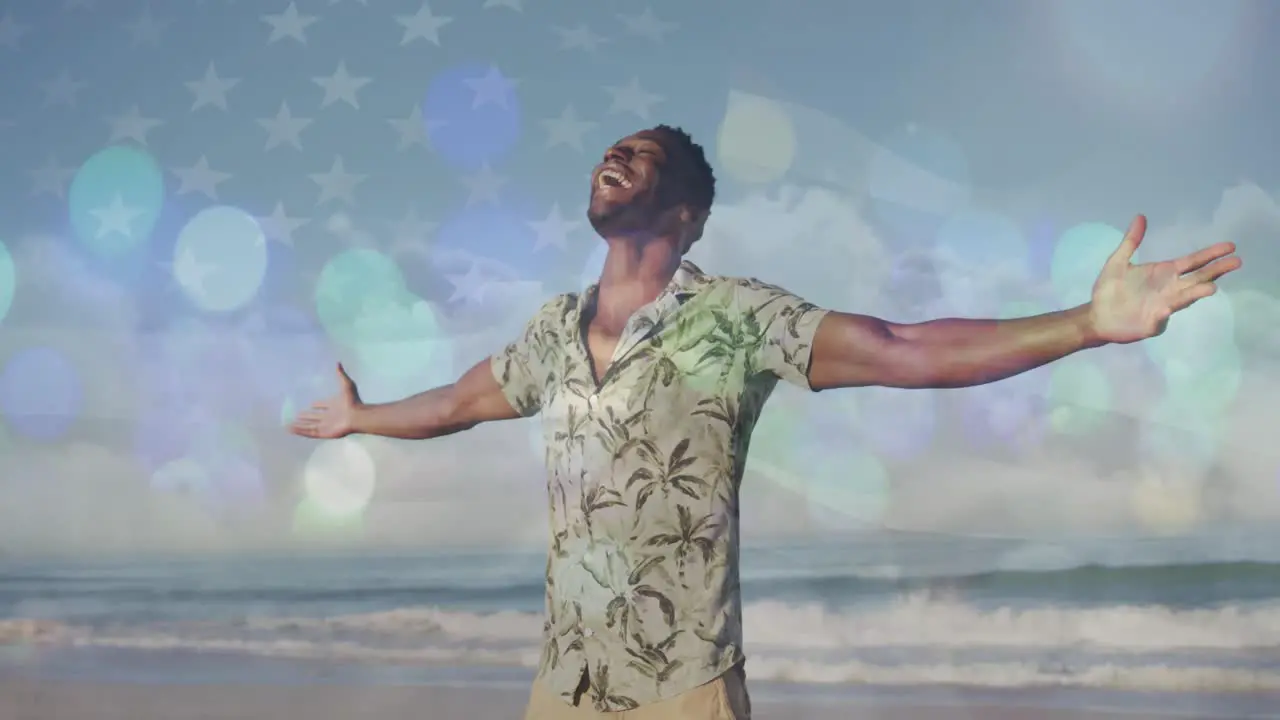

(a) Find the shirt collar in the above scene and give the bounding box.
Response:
[581,259,708,310]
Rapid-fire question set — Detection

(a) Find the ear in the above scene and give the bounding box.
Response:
[680,208,710,252]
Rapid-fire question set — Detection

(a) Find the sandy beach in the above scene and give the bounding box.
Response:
[0,681,1220,720]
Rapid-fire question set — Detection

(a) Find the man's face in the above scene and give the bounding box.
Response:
[587,130,680,236]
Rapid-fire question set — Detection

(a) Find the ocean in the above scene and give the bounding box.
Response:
[2,530,1280,716]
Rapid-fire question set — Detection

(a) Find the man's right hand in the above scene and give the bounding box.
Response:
[289,363,360,439]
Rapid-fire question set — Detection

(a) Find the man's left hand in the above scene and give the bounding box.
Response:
[1088,214,1242,345]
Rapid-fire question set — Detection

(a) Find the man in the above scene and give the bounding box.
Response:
[289,125,1241,719]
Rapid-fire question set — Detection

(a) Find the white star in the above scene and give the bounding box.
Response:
[29,156,75,200]
[619,8,677,43]
[40,70,85,108]
[554,24,607,52]
[528,204,580,252]
[482,0,522,10]
[172,156,231,200]
[0,13,30,50]
[258,101,311,150]
[90,195,144,240]
[605,78,663,120]
[388,105,441,150]
[309,157,365,205]
[461,164,507,207]
[185,62,239,111]
[447,263,490,304]
[464,66,518,110]
[313,61,371,108]
[106,106,164,145]
[262,2,316,44]
[542,105,596,152]
[123,6,167,47]
[174,247,218,295]
[258,202,308,246]
[390,207,437,245]
[396,3,451,46]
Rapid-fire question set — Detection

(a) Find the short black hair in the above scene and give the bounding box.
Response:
[651,124,716,211]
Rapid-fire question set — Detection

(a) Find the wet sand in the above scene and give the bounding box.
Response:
[0,680,1207,720]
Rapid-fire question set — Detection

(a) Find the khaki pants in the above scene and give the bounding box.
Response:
[523,664,751,719]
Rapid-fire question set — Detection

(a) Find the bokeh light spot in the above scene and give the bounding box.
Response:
[150,457,210,498]
[303,437,377,518]
[1128,467,1204,535]
[0,240,14,326]
[1046,357,1110,435]
[423,64,522,171]
[351,296,454,404]
[1144,288,1242,415]
[174,205,269,313]
[0,347,84,442]
[1161,343,1242,415]
[68,145,164,257]
[292,497,365,539]
[434,203,551,287]
[747,395,805,479]
[281,370,339,427]
[934,210,1028,316]
[716,91,796,184]
[315,248,408,347]
[1050,222,1123,308]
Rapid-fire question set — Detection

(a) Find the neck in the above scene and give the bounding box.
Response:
[596,234,682,299]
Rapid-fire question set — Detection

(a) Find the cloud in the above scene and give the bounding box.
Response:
[0,236,140,427]
[690,185,892,312]
[0,442,250,555]
[3,176,1278,556]
[693,182,1280,540]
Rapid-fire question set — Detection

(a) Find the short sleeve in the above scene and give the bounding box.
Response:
[490,296,566,416]
[736,279,830,390]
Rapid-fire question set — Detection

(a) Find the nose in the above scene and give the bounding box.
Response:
[603,146,631,164]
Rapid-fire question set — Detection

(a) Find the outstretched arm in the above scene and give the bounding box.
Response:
[806,215,1241,391]
[288,359,521,440]
[353,359,521,439]
[808,306,1101,390]
[291,297,563,440]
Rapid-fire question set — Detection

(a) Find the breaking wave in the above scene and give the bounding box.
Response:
[5,593,1279,693]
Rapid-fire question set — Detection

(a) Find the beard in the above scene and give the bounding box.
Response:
[587,189,686,238]
[585,203,618,234]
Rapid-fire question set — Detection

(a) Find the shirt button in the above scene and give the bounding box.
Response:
[584,628,595,638]
[587,394,599,408]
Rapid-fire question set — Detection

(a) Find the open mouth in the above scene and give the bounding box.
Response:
[596,167,632,190]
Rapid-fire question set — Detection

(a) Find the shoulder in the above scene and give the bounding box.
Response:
[719,276,815,314]
[528,292,581,328]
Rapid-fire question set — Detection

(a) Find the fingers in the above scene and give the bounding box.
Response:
[1183,254,1242,284]
[288,420,317,437]
[337,362,354,386]
[295,409,327,423]
[1110,214,1147,265]
[1172,282,1217,312]
[1174,242,1238,275]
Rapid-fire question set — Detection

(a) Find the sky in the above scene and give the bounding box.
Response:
[0,0,1277,557]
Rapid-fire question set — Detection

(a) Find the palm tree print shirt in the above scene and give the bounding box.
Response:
[491,260,829,711]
